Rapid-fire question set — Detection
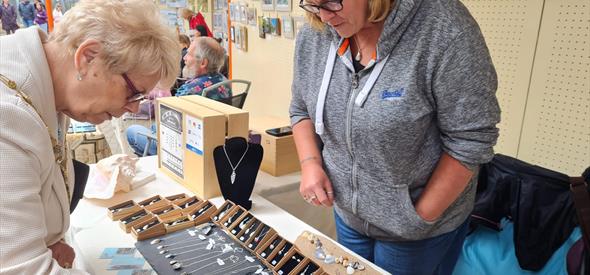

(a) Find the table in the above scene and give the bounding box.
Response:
[70,157,389,274]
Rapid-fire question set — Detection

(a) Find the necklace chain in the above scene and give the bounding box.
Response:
[222,142,250,184]
[352,36,364,62]
[0,73,70,202]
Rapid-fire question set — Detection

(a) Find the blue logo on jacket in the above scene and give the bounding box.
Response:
[381,88,405,100]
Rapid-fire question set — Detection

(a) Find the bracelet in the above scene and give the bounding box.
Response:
[299,156,320,165]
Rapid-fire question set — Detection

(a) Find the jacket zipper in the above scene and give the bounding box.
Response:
[347,73,360,215]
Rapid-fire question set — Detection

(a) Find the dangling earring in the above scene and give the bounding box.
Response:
[76,72,83,81]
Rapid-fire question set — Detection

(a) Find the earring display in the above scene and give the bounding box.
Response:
[247,224,274,251]
[269,242,292,266]
[119,209,153,233]
[165,193,188,202]
[108,200,141,220]
[276,251,305,275]
[260,236,282,259]
[231,214,253,235]
[222,208,244,228]
[239,219,260,242]
[211,201,235,222]
[138,195,168,211]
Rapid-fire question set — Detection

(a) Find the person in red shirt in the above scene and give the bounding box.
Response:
[180,8,212,37]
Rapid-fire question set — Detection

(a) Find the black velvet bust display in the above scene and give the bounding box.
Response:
[213,137,263,210]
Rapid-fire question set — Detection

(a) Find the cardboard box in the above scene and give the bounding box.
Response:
[250,116,300,176]
[156,97,226,199]
[181,95,249,139]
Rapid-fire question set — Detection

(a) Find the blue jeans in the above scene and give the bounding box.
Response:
[38,23,47,33]
[23,19,33,27]
[126,124,157,156]
[335,212,469,275]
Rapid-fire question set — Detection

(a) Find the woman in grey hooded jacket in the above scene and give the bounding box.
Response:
[290,0,500,274]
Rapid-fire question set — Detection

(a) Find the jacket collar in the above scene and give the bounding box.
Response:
[329,0,424,63]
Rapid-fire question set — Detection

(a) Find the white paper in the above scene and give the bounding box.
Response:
[185,115,204,155]
[159,105,184,178]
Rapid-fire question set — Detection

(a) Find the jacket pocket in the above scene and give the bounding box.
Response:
[355,177,438,240]
[323,158,353,213]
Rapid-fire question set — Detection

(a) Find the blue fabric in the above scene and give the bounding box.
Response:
[126,124,157,156]
[22,18,33,27]
[335,212,469,275]
[453,219,582,275]
[175,72,232,100]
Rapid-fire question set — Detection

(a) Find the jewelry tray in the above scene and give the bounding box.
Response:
[109,197,364,274]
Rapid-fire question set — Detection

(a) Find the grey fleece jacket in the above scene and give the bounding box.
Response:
[290,0,501,241]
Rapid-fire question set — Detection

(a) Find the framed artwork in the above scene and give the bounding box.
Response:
[275,0,291,12]
[261,0,274,11]
[235,27,242,49]
[282,15,294,39]
[270,18,281,36]
[247,8,257,26]
[230,26,235,42]
[239,3,248,23]
[229,3,238,21]
[257,16,266,38]
[240,26,248,51]
[263,17,272,34]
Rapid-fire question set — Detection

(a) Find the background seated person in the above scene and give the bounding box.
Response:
[176,36,232,100]
[127,37,231,156]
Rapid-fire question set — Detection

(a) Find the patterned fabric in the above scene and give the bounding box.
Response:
[175,72,232,100]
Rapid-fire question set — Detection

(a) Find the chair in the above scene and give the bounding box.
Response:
[202,79,251,109]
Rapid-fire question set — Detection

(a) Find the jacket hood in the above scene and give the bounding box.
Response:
[329,0,424,63]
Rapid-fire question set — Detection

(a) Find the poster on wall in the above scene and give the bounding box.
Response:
[258,16,266,38]
[240,26,248,51]
[247,8,257,26]
[282,15,294,39]
[270,18,281,36]
[159,105,184,179]
[239,3,248,23]
[275,0,291,11]
[229,3,238,21]
[262,0,274,11]
[167,0,187,8]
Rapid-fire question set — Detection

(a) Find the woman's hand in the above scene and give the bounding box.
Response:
[299,160,335,207]
[48,240,75,269]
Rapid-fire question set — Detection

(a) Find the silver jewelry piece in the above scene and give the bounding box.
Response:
[76,72,83,81]
[223,142,250,184]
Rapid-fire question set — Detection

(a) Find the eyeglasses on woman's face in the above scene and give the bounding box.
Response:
[121,73,145,103]
[299,0,343,14]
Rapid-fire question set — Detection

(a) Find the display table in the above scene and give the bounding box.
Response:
[70,156,388,274]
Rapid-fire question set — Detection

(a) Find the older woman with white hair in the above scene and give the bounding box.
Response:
[0,0,179,273]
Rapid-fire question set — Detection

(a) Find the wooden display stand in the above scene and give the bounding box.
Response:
[181,95,249,139]
[250,115,300,176]
[156,97,226,199]
[295,231,377,275]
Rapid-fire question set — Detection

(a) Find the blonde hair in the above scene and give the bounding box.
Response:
[306,0,395,31]
[180,8,194,20]
[48,0,180,87]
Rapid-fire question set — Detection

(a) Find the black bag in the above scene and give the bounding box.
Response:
[70,159,89,213]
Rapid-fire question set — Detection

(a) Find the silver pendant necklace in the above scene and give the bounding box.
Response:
[352,35,363,62]
[223,142,250,184]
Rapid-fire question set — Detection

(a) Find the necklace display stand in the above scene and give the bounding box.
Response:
[213,137,263,210]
